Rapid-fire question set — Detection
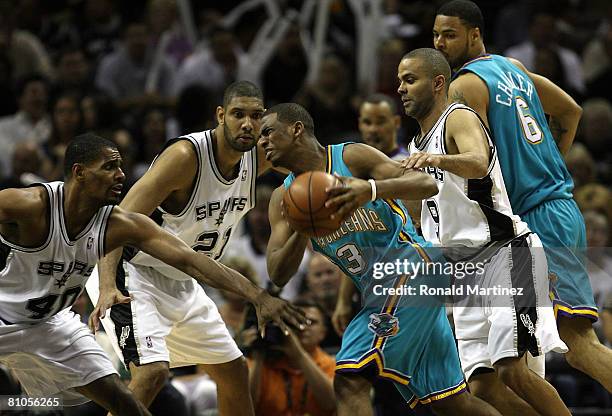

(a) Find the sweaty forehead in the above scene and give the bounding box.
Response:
[100,147,122,162]
[226,96,264,111]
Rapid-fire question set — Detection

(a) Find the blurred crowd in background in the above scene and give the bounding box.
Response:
[0,0,610,414]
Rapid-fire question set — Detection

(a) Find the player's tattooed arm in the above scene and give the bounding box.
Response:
[507,57,581,155]
[549,116,568,146]
[448,73,490,128]
[450,89,469,106]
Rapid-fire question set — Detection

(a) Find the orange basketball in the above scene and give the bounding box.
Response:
[283,171,344,237]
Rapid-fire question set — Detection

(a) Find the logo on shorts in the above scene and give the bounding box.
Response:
[520,313,535,336]
[87,236,94,250]
[119,326,131,348]
[368,313,399,338]
[146,336,153,348]
[241,170,248,181]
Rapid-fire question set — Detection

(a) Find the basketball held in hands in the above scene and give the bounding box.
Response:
[282,171,344,237]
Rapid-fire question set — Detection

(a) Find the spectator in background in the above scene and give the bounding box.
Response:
[147,0,193,69]
[505,13,586,95]
[77,0,122,64]
[579,98,612,184]
[0,54,17,117]
[262,24,308,105]
[52,47,97,98]
[0,0,53,82]
[172,85,216,137]
[583,27,612,99]
[174,26,244,100]
[43,93,83,180]
[574,184,612,236]
[95,21,175,114]
[81,93,118,137]
[584,210,612,312]
[566,143,597,188]
[0,141,46,189]
[358,93,407,160]
[377,38,406,97]
[245,301,336,416]
[302,253,343,350]
[0,74,50,177]
[132,106,169,179]
[295,54,357,144]
[534,46,581,99]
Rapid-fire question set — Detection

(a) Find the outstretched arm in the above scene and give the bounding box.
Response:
[507,57,582,155]
[104,207,307,334]
[92,140,198,330]
[266,186,310,287]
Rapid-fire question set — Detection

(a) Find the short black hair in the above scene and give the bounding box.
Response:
[361,93,398,115]
[437,0,484,34]
[64,133,117,178]
[264,103,315,136]
[223,80,263,108]
[402,48,452,91]
[15,73,49,99]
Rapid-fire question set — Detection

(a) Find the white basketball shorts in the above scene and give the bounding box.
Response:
[0,309,117,406]
[86,261,242,369]
[452,233,567,380]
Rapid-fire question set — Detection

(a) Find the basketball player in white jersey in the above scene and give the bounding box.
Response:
[86,81,291,415]
[0,134,301,415]
[399,49,569,416]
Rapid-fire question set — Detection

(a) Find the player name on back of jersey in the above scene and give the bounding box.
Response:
[496,70,534,106]
[195,197,248,221]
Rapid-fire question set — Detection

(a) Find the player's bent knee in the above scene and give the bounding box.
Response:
[334,373,370,400]
[493,357,526,388]
[131,361,170,388]
[204,356,249,391]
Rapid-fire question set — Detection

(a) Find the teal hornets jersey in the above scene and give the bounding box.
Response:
[455,54,574,216]
[283,144,431,293]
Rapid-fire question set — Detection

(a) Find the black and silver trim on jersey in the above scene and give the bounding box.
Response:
[412,104,457,151]
[441,104,517,242]
[156,135,203,219]
[206,131,247,186]
[97,206,114,259]
[0,183,55,253]
[58,183,98,246]
[250,143,257,210]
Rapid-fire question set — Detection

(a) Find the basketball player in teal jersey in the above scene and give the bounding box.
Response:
[260,103,502,416]
[431,0,612,394]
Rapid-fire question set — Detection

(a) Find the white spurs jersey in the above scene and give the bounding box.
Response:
[409,103,529,248]
[128,130,257,280]
[0,182,112,324]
